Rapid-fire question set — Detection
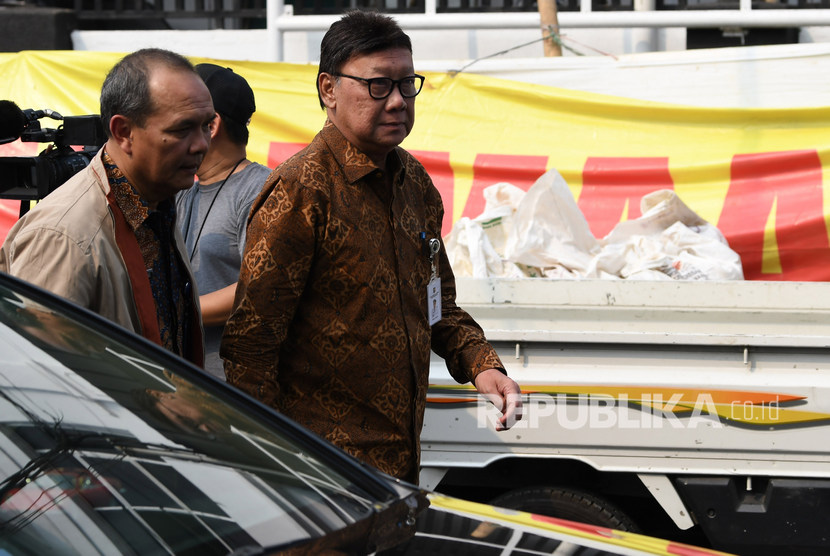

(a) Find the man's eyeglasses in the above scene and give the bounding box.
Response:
[332,73,425,100]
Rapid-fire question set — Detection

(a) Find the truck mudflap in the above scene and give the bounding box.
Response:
[675,476,830,555]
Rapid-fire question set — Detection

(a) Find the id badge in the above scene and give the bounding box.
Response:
[427,275,442,326]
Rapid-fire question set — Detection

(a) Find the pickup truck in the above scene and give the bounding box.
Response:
[422,277,830,555]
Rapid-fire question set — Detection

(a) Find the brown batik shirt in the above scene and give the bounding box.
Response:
[221,121,504,483]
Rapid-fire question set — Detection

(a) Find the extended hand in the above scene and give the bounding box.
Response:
[474,368,523,431]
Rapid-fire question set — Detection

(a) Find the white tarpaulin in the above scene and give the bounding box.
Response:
[422,42,830,108]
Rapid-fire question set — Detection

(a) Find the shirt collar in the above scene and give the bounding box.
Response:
[103,149,176,231]
[321,119,405,185]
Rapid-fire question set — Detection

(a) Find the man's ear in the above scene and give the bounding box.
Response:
[318,73,337,110]
[209,113,221,139]
[109,114,134,155]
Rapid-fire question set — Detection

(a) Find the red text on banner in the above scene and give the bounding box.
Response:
[460,154,549,221]
[577,157,674,239]
[264,141,830,281]
[410,150,456,235]
[718,150,830,281]
[268,142,307,169]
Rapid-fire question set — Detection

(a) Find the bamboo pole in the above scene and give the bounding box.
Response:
[538,0,562,57]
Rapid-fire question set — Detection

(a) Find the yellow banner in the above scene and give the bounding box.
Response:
[2,50,829,280]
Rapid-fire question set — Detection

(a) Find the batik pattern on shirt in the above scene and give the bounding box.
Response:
[221,121,504,483]
[104,151,191,359]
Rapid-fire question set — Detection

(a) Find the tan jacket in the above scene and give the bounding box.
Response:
[0,148,204,366]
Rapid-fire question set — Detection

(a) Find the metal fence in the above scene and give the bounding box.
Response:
[286,0,830,13]
[68,0,830,29]
[71,0,269,29]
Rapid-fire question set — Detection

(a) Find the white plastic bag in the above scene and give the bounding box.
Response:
[444,182,527,278]
[594,190,744,280]
[504,168,599,273]
[446,173,743,281]
[445,217,504,278]
[477,182,526,258]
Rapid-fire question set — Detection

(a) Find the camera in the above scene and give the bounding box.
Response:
[0,100,106,213]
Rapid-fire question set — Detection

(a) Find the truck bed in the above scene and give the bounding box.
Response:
[424,278,830,477]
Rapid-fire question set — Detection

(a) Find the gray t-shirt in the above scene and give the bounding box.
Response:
[177,161,271,379]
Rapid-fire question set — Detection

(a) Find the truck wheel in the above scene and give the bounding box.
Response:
[489,486,640,532]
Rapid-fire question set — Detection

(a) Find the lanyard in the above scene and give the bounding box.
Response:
[187,158,245,262]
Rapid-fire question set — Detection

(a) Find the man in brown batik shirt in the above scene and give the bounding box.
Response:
[221,11,521,484]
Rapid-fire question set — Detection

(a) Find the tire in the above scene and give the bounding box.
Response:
[489,486,640,532]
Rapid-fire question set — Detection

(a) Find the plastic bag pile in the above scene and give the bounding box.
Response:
[445,168,744,280]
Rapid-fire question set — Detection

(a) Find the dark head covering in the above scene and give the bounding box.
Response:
[196,63,256,125]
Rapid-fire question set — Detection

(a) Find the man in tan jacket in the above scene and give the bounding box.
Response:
[0,48,211,366]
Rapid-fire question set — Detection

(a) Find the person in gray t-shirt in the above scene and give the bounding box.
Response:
[176,64,271,379]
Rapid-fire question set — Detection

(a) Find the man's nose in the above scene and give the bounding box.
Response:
[385,86,407,109]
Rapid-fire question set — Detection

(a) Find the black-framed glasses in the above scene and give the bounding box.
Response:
[332,73,425,100]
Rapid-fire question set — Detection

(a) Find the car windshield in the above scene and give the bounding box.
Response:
[0,277,395,555]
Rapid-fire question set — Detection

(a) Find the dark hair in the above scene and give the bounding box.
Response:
[316,10,412,109]
[219,112,249,145]
[100,48,197,138]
